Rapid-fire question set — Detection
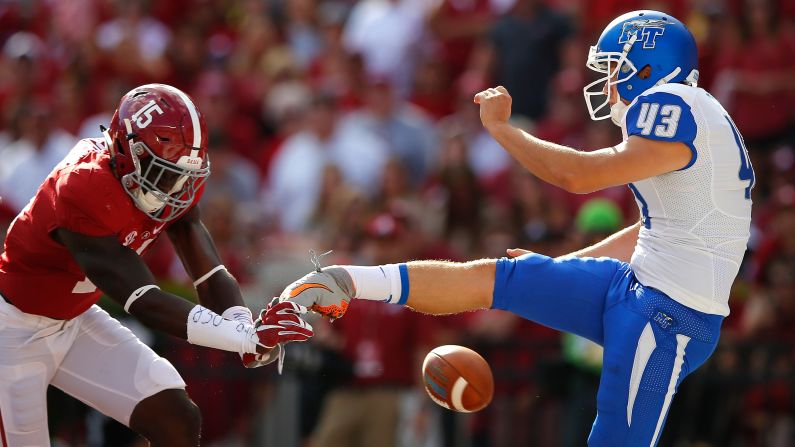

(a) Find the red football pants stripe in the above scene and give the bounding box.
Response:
[0,405,7,447]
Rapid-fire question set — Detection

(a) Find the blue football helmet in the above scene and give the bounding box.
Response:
[584,10,700,121]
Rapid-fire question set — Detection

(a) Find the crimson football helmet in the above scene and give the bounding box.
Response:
[103,84,210,222]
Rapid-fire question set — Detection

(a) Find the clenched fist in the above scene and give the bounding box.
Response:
[473,86,512,129]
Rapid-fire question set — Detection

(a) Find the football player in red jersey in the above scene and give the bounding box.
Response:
[0,84,313,446]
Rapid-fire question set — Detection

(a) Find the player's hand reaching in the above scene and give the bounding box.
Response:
[242,300,314,368]
[473,86,512,129]
[279,267,355,320]
[255,300,314,348]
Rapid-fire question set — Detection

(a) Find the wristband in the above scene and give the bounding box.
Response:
[340,263,407,304]
[186,305,258,354]
[124,285,160,313]
[193,265,228,287]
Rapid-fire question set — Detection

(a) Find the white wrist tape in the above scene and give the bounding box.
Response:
[193,265,228,287]
[186,305,259,354]
[124,285,161,313]
[341,264,403,304]
[222,305,253,325]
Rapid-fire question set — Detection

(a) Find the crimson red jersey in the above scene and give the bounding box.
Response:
[0,138,201,319]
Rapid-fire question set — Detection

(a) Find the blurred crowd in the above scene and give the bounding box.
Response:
[1,0,794,446]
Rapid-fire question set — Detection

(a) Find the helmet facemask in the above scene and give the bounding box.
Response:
[122,138,210,222]
[583,33,639,122]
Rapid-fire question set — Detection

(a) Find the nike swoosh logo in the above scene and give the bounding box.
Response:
[133,286,157,298]
[289,283,333,298]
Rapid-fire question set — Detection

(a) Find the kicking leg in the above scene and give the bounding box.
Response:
[400,254,625,344]
[404,259,497,314]
[489,254,627,344]
[285,253,626,344]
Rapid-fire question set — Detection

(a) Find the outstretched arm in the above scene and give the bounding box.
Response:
[565,221,640,262]
[55,205,249,336]
[473,87,693,194]
[166,206,292,367]
[53,225,312,365]
[53,227,194,337]
[166,206,244,315]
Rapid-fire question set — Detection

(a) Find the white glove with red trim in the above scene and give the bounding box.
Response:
[240,299,314,369]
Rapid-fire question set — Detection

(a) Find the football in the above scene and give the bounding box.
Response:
[422,345,494,412]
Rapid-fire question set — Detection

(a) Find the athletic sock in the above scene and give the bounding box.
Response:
[339,264,409,305]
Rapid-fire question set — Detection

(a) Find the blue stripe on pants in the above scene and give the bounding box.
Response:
[491,253,723,446]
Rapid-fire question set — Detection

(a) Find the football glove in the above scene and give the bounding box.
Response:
[279,267,355,319]
[242,299,314,369]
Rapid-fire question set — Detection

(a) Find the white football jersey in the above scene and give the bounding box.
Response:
[620,83,753,316]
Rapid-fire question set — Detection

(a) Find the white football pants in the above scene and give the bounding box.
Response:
[0,297,185,446]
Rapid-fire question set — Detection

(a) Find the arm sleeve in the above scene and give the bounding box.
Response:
[624,91,698,170]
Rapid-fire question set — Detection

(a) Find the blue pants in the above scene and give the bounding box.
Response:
[491,254,723,447]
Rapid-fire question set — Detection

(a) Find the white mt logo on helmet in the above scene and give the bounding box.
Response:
[618,19,668,49]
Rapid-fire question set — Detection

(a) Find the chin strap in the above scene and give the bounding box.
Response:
[684,69,700,87]
[654,67,699,88]
[655,67,682,87]
[622,32,638,54]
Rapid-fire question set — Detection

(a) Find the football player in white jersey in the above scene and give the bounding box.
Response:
[278,10,753,446]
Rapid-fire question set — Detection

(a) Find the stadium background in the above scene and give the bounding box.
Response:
[0,0,794,445]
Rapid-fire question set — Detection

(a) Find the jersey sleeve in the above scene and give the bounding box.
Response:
[52,167,131,237]
[624,90,698,170]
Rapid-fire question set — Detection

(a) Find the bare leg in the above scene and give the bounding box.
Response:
[404,259,496,314]
[129,389,201,447]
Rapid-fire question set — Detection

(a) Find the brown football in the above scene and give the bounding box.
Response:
[422,345,494,412]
